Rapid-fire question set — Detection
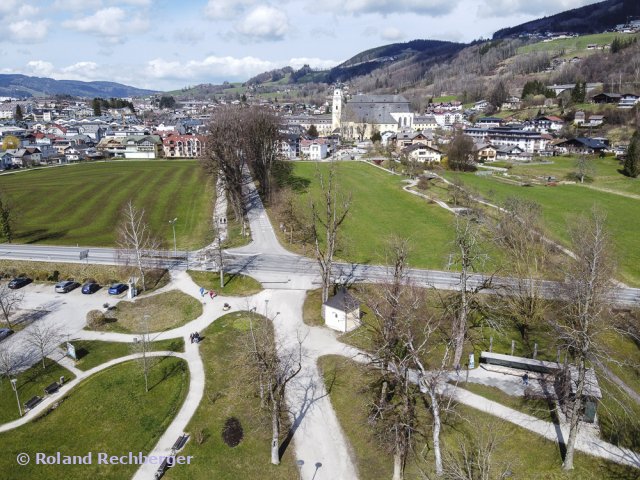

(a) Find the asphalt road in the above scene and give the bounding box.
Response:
[0,244,638,306]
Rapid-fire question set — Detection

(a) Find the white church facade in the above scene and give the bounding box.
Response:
[331,89,414,141]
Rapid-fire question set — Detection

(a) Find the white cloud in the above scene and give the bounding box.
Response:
[204,0,256,20]
[8,20,49,43]
[0,0,18,16]
[315,0,456,16]
[145,55,278,81]
[53,0,102,10]
[477,0,597,17]
[235,5,289,41]
[62,7,149,42]
[17,5,39,17]
[380,27,404,41]
[289,57,338,70]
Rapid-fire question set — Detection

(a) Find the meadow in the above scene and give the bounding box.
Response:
[518,32,639,55]
[279,161,459,269]
[0,161,214,249]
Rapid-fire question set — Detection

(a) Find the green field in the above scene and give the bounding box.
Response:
[0,161,213,249]
[166,312,298,479]
[0,357,188,480]
[318,355,639,479]
[73,338,185,371]
[443,170,640,286]
[278,162,458,269]
[518,32,638,55]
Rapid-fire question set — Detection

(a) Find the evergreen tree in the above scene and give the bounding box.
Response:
[14,105,22,121]
[92,98,102,116]
[623,130,640,178]
[307,124,318,137]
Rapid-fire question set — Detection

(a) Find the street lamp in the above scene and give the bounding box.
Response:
[10,378,22,417]
[168,218,178,256]
[296,459,304,480]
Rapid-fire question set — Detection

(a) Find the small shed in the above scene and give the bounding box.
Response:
[322,288,360,333]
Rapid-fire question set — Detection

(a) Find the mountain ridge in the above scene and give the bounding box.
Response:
[0,74,157,98]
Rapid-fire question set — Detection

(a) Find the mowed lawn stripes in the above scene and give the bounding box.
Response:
[0,161,214,249]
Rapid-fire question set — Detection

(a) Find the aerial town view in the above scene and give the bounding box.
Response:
[0,0,639,479]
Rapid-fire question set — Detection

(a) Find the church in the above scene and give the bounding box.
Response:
[331,89,414,140]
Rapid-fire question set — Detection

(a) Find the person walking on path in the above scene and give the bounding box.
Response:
[199,286,205,297]
[209,290,216,300]
[522,372,529,386]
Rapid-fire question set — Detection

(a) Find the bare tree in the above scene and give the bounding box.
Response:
[132,314,152,392]
[202,106,248,222]
[117,200,160,292]
[24,322,62,369]
[311,163,352,303]
[442,418,514,480]
[555,208,614,471]
[243,106,281,203]
[0,283,23,328]
[246,310,302,465]
[574,156,595,184]
[492,197,549,342]
[0,343,20,379]
[450,216,489,369]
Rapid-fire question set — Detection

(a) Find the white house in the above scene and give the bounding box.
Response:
[322,288,360,333]
[402,143,442,163]
[300,139,328,160]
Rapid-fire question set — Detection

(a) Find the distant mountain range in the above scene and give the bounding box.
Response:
[0,74,157,98]
[493,0,640,39]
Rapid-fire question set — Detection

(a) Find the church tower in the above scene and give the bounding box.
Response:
[332,88,342,132]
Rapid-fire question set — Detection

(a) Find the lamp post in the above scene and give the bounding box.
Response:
[168,217,178,256]
[10,378,22,417]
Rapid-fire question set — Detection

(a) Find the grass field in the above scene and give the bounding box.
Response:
[0,161,214,249]
[89,290,203,333]
[0,357,188,480]
[165,312,298,480]
[0,359,74,424]
[186,270,262,296]
[442,170,640,286]
[72,338,185,371]
[318,355,639,479]
[518,32,639,55]
[276,162,458,269]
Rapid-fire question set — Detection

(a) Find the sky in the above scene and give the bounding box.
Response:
[0,0,600,92]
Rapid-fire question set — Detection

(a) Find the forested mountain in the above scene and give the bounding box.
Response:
[494,0,640,39]
[0,74,157,98]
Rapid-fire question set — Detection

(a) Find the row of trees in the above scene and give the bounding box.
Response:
[91,97,135,116]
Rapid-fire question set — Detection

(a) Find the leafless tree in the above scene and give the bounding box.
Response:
[24,322,62,369]
[555,208,615,471]
[202,106,248,221]
[243,106,281,203]
[0,283,23,328]
[0,343,20,379]
[442,418,514,480]
[450,217,490,369]
[246,310,303,465]
[311,163,352,303]
[132,314,152,392]
[574,156,595,184]
[492,197,549,342]
[117,200,160,293]
[211,218,225,289]
[363,237,446,479]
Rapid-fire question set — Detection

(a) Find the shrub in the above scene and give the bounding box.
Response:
[86,310,107,329]
[221,417,244,447]
[417,176,431,190]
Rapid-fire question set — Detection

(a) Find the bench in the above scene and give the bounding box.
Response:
[44,382,60,395]
[171,434,188,453]
[154,458,169,479]
[24,396,42,411]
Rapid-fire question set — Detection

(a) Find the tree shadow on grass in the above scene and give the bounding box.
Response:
[19,229,69,244]
[147,355,183,392]
[272,161,311,193]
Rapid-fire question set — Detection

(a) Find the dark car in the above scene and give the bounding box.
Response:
[8,277,32,289]
[108,283,128,295]
[55,280,80,293]
[0,328,13,342]
[81,282,100,294]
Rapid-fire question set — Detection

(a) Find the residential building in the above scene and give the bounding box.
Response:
[162,134,205,158]
[463,127,549,153]
[402,143,442,163]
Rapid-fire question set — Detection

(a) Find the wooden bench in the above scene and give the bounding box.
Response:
[154,458,169,479]
[24,396,42,411]
[44,382,60,395]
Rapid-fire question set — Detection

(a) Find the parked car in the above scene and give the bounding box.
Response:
[8,277,32,289]
[0,328,13,342]
[108,283,128,295]
[55,280,80,293]
[81,282,100,294]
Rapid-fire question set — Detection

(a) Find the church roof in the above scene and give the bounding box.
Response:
[344,94,411,125]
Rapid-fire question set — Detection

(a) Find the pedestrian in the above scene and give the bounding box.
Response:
[455,364,461,376]
[209,290,216,299]
[199,286,205,297]
[189,333,194,344]
[523,372,529,386]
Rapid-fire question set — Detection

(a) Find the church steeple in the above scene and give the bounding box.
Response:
[332,88,342,132]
